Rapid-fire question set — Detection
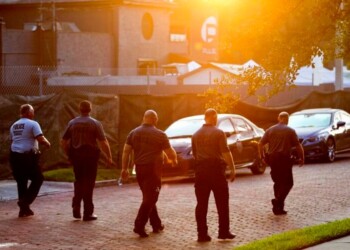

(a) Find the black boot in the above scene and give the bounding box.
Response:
[72,206,81,219]
[271,199,287,215]
[18,202,34,218]
[197,234,211,242]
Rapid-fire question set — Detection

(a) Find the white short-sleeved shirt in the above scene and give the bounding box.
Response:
[10,118,43,153]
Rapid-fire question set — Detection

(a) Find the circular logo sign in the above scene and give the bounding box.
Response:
[201,16,217,43]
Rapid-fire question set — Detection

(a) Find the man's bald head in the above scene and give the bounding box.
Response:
[20,104,35,119]
[79,100,92,115]
[204,108,218,125]
[278,111,289,124]
[143,110,158,125]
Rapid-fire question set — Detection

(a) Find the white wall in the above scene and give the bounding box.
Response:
[182,68,226,85]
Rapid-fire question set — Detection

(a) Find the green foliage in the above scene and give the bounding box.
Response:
[200,68,299,110]
[43,168,119,182]
[44,168,76,182]
[224,0,348,65]
[236,64,299,103]
[95,168,119,181]
[200,0,350,108]
[235,218,350,250]
[199,75,240,113]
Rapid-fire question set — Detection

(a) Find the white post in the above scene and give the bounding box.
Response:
[335,59,343,91]
[334,0,344,91]
[147,66,150,95]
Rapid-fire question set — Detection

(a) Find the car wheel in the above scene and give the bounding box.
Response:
[250,158,266,175]
[323,138,335,162]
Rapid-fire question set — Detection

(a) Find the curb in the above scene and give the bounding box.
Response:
[95,176,138,188]
[95,179,118,187]
[94,176,193,188]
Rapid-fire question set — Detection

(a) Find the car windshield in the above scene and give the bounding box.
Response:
[289,113,332,128]
[165,118,203,138]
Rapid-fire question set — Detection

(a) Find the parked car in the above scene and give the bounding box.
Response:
[160,114,267,178]
[288,108,350,162]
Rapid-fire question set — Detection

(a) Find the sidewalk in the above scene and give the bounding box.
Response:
[0,177,182,201]
[0,180,74,201]
[305,235,350,249]
[1,161,350,249]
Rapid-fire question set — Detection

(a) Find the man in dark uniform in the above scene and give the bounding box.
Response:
[191,108,236,242]
[121,110,177,238]
[61,100,112,221]
[9,104,51,217]
[259,111,304,215]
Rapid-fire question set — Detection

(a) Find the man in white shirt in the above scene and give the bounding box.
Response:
[9,104,51,217]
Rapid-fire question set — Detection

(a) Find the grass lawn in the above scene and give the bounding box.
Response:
[235,218,350,250]
[43,168,120,182]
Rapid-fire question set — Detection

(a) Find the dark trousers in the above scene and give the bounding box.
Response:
[269,153,294,209]
[134,164,162,230]
[70,147,99,216]
[194,162,230,236]
[10,151,43,209]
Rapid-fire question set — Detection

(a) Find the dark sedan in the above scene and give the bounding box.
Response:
[161,114,267,178]
[288,108,350,162]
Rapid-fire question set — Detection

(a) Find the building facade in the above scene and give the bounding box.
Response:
[0,0,223,77]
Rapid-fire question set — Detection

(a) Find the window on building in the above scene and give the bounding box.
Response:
[137,58,158,75]
[170,10,188,42]
[170,24,187,42]
[170,33,187,42]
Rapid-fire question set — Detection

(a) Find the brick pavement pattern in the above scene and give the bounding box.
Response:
[1,158,350,249]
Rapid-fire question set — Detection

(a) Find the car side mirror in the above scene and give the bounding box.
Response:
[336,121,346,129]
[225,131,235,137]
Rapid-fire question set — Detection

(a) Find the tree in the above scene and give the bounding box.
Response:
[197,0,350,108]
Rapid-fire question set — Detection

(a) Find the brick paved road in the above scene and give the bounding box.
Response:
[1,156,350,250]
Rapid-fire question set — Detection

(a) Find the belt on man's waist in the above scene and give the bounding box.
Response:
[195,158,226,169]
[11,149,41,155]
[135,163,158,168]
[269,152,292,158]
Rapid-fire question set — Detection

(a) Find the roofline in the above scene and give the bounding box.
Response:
[177,63,235,80]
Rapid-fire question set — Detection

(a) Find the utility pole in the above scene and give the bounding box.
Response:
[0,17,4,87]
[334,0,344,91]
[52,0,57,67]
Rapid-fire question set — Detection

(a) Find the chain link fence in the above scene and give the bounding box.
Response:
[0,65,184,96]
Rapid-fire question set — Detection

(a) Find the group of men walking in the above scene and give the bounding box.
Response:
[9,101,304,242]
[10,101,113,221]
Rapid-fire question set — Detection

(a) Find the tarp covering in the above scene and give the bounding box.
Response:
[0,92,119,178]
[1,90,350,179]
[235,90,350,129]
[117,94,207,164]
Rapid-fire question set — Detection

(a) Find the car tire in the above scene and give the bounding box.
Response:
[250,158,266,175]
[323,138,335,162]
